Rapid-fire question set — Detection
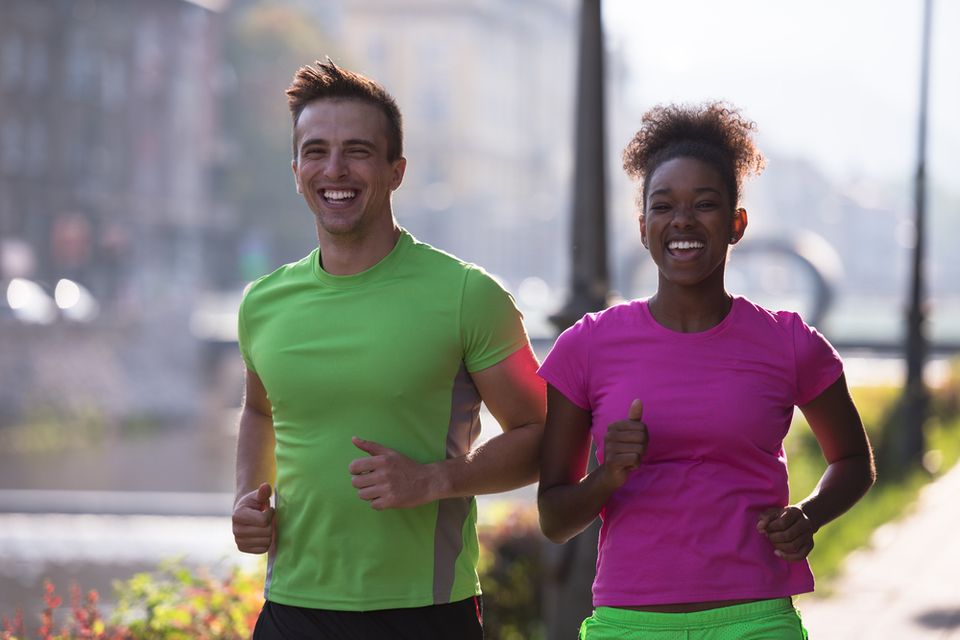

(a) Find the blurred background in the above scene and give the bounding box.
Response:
[1,0,958,636]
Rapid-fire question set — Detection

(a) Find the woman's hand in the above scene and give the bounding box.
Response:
[757,505,816,561]
[598,399,648,490]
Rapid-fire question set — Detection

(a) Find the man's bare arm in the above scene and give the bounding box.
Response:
[232,367,277,553]
[349,345,546,509]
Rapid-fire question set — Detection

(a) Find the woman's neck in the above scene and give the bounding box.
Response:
[647,285,733,333]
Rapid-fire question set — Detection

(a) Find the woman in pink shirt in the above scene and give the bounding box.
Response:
[537,102,875,639]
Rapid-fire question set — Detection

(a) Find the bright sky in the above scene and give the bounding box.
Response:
[603,0,959,188]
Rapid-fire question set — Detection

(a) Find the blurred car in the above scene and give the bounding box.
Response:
[2,277,99,324]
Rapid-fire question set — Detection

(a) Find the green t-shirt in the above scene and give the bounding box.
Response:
[237,229,529,610]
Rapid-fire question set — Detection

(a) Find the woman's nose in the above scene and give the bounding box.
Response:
[670,204,695,227]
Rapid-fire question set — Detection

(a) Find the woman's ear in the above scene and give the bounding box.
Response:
[730,207,748,244]
[639,215,648,249]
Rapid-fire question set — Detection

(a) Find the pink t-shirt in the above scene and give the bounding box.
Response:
[538,296,843,607]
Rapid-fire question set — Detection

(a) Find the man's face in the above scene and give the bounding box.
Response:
[291,99,405,240]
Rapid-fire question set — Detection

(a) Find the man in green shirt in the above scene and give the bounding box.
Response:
[231,59,546,639]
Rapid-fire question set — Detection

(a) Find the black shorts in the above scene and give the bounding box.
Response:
[252,597,484,640]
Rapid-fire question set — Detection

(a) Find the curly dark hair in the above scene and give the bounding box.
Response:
[622,102,765,213]
[286,58,403,161]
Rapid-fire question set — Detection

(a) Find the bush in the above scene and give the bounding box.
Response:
[109,560,264,639]
[1,561,264,640]
[478,503,545,640]
[787,363,960,586]
[2,581,117,640]
[0,520,547,640]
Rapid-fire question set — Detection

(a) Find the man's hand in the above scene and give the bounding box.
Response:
[757,506,816,561]
[232,482,274,554]
[598,399,648,490]
[349,437,445,510]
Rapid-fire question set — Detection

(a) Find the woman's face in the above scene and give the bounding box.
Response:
[639,156,745,289]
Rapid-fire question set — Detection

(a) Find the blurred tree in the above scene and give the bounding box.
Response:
[220,0,340,281]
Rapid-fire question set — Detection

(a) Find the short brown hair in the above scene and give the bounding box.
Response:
[622,102,764,213]
[286,58,403,161]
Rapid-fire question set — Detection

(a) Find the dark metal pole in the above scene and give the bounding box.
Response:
[544,2,607,638]
[550,0,608,332]
[900,0,934,471]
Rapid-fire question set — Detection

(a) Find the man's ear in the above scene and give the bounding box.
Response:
[390,157,407,191]
[291,158,302,195]
[730,207,748,244]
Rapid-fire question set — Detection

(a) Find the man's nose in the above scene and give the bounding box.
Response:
[323,151,347,179]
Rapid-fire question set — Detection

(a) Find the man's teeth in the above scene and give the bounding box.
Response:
[668,240,704,250]
[324,190,356,201]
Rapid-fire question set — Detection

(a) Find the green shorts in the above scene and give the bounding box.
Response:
[579,598,809,640]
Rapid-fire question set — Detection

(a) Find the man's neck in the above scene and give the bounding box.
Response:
[316,222,402,276]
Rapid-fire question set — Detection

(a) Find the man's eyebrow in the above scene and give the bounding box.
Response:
[299,137,328,150]
[343,138,377,149]
[298,138,377,151]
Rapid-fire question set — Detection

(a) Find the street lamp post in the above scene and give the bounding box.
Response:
[898,0,934,473]
[544,1,607,638]
[550,0,609,332]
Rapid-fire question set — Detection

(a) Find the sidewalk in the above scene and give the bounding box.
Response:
[798,461,960,639]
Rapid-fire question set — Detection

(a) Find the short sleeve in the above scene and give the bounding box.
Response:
[460,267,529,372]
[236,283,256,372]
[792,315,843,406]
[538,315,592,410]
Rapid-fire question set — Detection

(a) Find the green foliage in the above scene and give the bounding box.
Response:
[1,562,265,640]
[930,357,960,424]
[0,404,110,455]
[2,535,548,640]
[478,505,545,640]
[2,581,113,640]
[0,406,166,456]
[786,370,960,588]
[110,560,264,639]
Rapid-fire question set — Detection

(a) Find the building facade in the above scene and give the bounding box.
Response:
[0,0,228,423]
[337,0,577,298]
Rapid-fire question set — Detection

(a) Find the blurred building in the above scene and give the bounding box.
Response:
[0,0,227,305]
[0,0,229,423]
[335,0,578,294]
